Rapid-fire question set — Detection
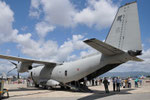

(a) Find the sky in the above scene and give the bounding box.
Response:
[0,0,150,75]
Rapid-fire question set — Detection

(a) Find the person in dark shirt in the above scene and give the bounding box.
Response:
[103,77,109,93]
[112,77,116,92]
[116,77,121,92]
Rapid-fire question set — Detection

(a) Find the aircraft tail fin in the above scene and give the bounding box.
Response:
[105,2,142,56]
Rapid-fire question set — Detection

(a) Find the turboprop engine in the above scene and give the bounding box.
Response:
[17,62,32,73]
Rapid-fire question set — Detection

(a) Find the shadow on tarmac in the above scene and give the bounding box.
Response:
[8,86,135,99]
[9,88,55,98]
[8,87,54,98]
[8,87,46,92]
[78,88,134,100]
[8,87,79,98]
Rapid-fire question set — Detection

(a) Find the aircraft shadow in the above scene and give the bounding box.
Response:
[8,86,135,99]
[9,87,55,98]
[78,88,134,100]
[8,87,46,92]
[9,91,53,98]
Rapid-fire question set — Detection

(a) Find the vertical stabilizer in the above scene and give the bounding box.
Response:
[105,2,142,54]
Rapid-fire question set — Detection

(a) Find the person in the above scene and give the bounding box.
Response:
[135,78,139,88]
[139,79,142,86]
[92,79,95,86]
[95,79,98,86]
[99,78,102,85]
[112,77,116,92]
[125,79,128,88]
[103,77,109,93]
[116,77,121,92]
[128,77,132,88]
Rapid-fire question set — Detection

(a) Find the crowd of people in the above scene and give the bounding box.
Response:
[102,77,143,93]
[83,77,144,93]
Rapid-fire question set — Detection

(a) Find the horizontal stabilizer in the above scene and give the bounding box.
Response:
[84,38,124,56]
[131,57,144,62]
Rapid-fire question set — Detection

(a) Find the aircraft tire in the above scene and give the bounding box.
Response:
[35,84,39,88]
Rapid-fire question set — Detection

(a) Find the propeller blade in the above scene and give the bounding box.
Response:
[7,67,17,74]
[10,61,17,66]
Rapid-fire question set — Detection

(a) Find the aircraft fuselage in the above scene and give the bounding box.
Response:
[30,52,130,85]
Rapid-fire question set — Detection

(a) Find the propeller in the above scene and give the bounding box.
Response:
[7,66,17,73]
[7,61,20,79]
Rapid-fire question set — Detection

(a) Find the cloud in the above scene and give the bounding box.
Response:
[18,34,88,62]
[111,49,150,72]
[80,48,98,58]
[30,0,118,29]
[74,0,118,28]
[35,21,55,38]
[56,35,89,61]
[29,0,41,18]
[0,1,18,43]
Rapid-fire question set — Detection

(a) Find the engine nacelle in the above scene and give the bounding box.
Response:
[46,79,60,86]
[17,62,32,73]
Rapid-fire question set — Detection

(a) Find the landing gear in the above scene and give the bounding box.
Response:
[42,86,47,89]
[34,84,39,88]
[65,81,92,92]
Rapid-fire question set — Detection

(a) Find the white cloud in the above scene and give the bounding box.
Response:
[56,35,89,61]
[0,1,18,43]
[41,0,76,27]
[74,0,118,28]
[30,0,118,29]
[29,0,41,18]
[111,49,150,72]
[15,34,88,62]
[80,48,97,58]
[35,21,55,38]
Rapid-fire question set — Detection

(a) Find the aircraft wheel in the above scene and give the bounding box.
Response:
[42,86,47,89]
[66,86,71,90]
[35,84,39,88]
[61,86,65,89]
[48,86,53,90]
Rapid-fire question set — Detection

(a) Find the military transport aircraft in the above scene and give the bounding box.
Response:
[0,2,143,91]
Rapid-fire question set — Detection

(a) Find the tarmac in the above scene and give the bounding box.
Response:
[3,80,150,100]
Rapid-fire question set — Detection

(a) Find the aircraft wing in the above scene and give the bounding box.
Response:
[84,38,124,56]
[0,54,57,66]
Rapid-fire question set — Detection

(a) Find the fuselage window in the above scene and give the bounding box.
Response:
[65,70,67,76]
